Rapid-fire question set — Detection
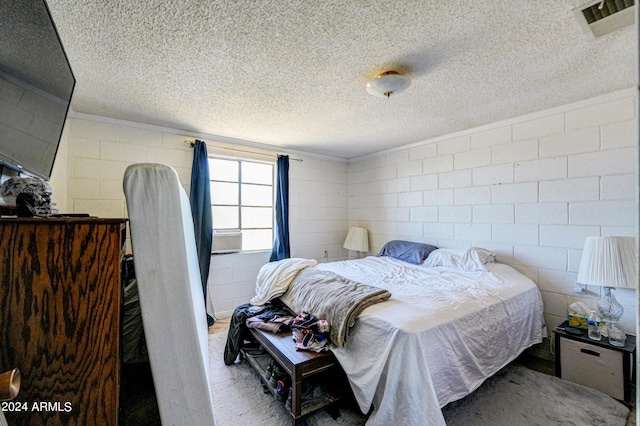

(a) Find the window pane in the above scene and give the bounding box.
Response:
[241,184,272,206]
[209,157,274,251]
[210,158,238,182]
[212,206,238,229]
[211,181,238,205]
[242,229,272,251]
[242,207,272,228]
[242,162,272,185]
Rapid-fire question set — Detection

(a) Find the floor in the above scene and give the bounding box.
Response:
[120,317,636,425]
[209,316,231,334]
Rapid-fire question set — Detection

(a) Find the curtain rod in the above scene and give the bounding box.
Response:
[184,140,303,162]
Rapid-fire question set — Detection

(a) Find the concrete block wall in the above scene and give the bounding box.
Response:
[347,89,638,334]
[61,118,193,218]
[53,115,348,318]
[289,156,349,262]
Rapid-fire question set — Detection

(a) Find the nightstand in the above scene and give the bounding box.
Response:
[554,320,636,405]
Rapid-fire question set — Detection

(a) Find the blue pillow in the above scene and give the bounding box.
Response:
[376,240,438,265]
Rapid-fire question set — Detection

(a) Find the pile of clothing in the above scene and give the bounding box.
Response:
[224,301,334,364]
[291,311,331,353]
[246,308,295,334]
[223,301,295,365]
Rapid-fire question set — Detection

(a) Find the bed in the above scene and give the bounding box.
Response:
[267,244,545,426]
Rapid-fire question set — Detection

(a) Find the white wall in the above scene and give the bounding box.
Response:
[52,89,637,328]
[347,89,638,335]
[52,114,348,318]
[60,117,193,217]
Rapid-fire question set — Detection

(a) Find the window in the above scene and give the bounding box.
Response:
[209,158,274,251]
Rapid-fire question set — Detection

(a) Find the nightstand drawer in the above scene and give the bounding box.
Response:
[560,338,624,399]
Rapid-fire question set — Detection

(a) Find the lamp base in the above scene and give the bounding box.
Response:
[597,287,624,325]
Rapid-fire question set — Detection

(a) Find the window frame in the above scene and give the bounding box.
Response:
[209,156,275,252]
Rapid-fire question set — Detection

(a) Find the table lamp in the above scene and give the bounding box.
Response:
[343,227,369,258]
[576,236,637,344]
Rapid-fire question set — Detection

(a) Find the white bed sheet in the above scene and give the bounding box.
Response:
[317,256,545,426]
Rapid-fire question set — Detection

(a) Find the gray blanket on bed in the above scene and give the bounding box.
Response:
[282,268,391,347]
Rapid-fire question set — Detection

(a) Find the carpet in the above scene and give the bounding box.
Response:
[441,365,630,426]
[209,332,630,426]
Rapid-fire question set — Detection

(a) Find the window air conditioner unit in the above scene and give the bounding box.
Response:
[212,230,242,254]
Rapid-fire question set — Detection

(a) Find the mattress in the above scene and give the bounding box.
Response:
[124,164,217,425]
[315,256,545,426]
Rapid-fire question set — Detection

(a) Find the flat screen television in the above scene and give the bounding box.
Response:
[0,0,75,180]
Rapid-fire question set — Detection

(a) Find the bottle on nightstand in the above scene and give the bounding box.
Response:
[587,310,601,341]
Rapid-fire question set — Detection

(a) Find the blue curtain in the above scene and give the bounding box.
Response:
[270,155,290,262]
[190,140,215,326]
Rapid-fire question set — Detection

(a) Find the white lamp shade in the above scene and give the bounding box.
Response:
[366,71,411,98]
[576,236,637,288]
[343,227,369,252]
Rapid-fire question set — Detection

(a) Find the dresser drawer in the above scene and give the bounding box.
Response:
[560,337,624,399]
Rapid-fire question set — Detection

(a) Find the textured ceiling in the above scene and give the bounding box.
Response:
[44,0,635,159]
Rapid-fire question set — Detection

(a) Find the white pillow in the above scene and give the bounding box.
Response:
[423,247,496,272]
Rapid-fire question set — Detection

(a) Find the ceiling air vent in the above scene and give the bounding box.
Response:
[573,0,635,38]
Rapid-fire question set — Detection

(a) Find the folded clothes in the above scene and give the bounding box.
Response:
[246,315,295,334]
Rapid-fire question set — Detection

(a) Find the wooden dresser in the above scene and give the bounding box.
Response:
[0,217,127,425]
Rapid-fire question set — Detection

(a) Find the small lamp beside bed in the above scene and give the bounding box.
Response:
[343,226,369,258]
[577,236,637,346]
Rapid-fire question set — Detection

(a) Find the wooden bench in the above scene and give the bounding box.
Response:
[242,327,342,426]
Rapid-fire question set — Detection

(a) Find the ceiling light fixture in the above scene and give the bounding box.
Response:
[366,71,411,98]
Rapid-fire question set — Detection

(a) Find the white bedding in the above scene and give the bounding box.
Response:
[315,256,545,426]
